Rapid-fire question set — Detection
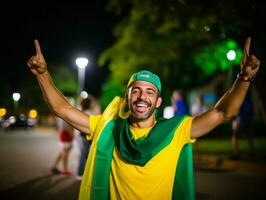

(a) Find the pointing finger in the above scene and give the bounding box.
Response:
[243,37,251,63]
[34,39,43,56]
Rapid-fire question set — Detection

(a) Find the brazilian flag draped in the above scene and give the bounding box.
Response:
[78,96,195,200]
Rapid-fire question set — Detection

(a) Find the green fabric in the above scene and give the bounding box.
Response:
[90,110,195,200]
[127,70,161,92]
[173,143,195,200]
[91,121,116,200]
[113,116,185,166]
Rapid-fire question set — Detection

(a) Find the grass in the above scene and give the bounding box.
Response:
[194,136,266,162]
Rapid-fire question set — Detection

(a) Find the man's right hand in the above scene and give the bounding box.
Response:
[27,39,47,75]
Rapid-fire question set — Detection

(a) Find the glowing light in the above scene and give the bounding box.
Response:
[227,50,236,61]
[80,91,88,99]
[0,108,6,117]
[75,57,89,69]
[29,109,38,118]
[13,93,21,101]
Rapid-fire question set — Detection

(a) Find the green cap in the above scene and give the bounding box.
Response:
[127,70,161,92]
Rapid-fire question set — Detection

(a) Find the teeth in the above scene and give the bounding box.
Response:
[136,103,147,107]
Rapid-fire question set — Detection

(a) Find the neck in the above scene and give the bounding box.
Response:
[129,115,155,128]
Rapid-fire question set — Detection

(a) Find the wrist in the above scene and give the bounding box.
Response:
[237,72,255,82]
[36,70,49,80]
[39,63,47,74]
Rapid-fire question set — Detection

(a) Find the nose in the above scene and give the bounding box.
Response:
[137,90,147,100]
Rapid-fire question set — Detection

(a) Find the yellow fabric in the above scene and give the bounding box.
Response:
[85,115,101,141]
[79,97,124,200]
[129,125,153,139]
[89,115,194,200]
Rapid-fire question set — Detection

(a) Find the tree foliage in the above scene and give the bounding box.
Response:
[99,0,263,107]
[50,63,78,97]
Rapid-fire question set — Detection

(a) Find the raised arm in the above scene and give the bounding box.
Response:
[191,37,260,138]
[27,39,91,134]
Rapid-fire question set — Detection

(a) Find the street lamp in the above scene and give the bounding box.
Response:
[12,92,21,110]
[226,49,236,87]
[75,57,89,98]
[80,91,88,99]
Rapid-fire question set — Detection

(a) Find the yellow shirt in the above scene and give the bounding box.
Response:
[90,115,194,200]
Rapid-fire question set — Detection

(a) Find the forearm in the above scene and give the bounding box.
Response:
[27,39,91,134]
[191,77,250,138]
[214,77,250,120]
[36,71,71,118]
[36,71,91,134]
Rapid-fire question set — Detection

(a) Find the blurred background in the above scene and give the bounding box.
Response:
[0,0,266,199]
[1,0,265,130]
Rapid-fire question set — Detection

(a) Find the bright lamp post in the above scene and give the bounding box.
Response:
[75,57,89,98]
[226,49,236,87]
[12,92,21,109]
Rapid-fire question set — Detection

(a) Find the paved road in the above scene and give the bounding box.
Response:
[195,167,266,199]
[0,127,81,200]
[0,128,265,200]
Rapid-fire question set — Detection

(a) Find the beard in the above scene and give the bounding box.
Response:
[128,99,157,121]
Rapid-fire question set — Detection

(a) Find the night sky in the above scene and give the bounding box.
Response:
[1,1,266,100]
[1,2,117,97]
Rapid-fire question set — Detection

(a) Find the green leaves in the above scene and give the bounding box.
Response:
[50,64,78,97]
[194,39,242,75]
[98,0,259,104]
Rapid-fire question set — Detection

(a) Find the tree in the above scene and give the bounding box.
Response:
[50,63,78,97]
[98,0,265,116]
[20,63,78,116]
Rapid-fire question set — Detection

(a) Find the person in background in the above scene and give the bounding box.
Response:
[50,98,75,176]
[231,90,255,159]
[171,89,189,117]
[191,94,208,116]
[191,94,208,160]
[191,94,208,117]
[76,95,101,180]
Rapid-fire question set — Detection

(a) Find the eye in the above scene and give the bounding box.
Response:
[131,88,140,94]
[146,89,156,96]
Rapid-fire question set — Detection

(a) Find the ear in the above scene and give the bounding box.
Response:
[156,97,162,108]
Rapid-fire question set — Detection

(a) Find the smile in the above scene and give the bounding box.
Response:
[136,103,148,107]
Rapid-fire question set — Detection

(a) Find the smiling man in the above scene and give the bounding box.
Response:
[127,71,162,123]
[27,37,260,200]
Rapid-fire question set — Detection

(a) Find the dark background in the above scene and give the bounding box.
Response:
[1,2,116,97]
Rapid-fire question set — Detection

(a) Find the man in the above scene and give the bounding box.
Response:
[171,89,189,116]
[27,37,260,200]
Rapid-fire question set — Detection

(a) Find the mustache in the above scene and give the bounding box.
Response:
[133,100,151,107]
